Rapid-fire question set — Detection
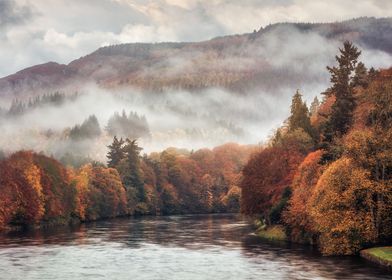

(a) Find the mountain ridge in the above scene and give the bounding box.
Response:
[1,17,392,99]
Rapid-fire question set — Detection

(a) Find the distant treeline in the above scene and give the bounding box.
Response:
[4,92,77,116]
[0,142,253,229]
[0,92,151,141]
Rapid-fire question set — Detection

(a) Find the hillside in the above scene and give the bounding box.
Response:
[1,17,392,99]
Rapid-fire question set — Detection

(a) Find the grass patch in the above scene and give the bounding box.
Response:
[361,247,392,270]
[256,225,287,241]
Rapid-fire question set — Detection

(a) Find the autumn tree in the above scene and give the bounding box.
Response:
[33,154,75,222]
[309,157,377,255]
[283,150,324,243]
[71,164,127,220]
[342,79,392,241]
[241,130,312,222]
[0,152,45,225]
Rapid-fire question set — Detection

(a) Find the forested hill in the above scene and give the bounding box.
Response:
[1,17,392,98]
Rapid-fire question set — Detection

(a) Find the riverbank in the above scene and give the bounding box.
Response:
[360,247,392,270]
[256,225,287,241]
[252,219,287,242]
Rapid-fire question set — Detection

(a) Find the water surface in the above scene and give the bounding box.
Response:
[0,214,390,280]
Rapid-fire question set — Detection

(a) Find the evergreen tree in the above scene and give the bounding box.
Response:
[309,96,320,117]
[8,99,25,116]
[122,139,145,202]
[288,90,313,138]
[353,62,368,88]
[69,115,101,140]
[106,136,125,168]
[325,41,361,137]
[106,110,150,139]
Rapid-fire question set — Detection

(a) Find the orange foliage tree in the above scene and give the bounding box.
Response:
[240,129,312,222]
[0,152,45,225]
[283,150,324,243]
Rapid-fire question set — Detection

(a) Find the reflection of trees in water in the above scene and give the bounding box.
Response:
[0,223,89,247]
[0,214,250,250]
[240,236,389,280]
[104,214,251,250]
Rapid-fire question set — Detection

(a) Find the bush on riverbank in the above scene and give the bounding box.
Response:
[256,224,287,242]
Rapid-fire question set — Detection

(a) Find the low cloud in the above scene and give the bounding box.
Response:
[1,0,392,76]
[0,0,32,28]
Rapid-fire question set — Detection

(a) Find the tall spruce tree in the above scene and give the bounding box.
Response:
[123,139,145,202]
[106,136,125,168]
[353,62,368,88]
[288,90,313,138]
[326,41,361,137]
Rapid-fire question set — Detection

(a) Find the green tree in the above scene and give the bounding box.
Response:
[106,136,125,168]
[288,90,314,139]
[353,62,368,88]
[122,139,145,203]
[325,41,361,138]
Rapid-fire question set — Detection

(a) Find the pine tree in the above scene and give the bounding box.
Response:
[368,67,379,82]
[69,115,101,140]
[122,139,145,202]
[309,96,320,117]
[106,136,125,168]
[288,90,313,138]
[353,62,368,88]
[326,41,361,137]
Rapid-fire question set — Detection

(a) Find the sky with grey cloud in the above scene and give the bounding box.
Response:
[1,0,392,77]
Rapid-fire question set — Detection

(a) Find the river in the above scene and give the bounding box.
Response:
[0,214,390,280]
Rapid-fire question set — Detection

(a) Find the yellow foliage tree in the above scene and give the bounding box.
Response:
[309,157,377,255]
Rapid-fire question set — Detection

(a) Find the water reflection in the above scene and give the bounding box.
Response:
[0,214,390,280]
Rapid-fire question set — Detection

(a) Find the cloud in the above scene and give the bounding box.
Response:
[0,85,290,159]
[1,0,392,77]
[0,0,32,28]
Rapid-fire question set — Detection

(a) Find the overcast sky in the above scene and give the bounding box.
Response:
[1,0,392,77]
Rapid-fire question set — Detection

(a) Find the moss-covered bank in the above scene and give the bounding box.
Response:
[360,247,392,270]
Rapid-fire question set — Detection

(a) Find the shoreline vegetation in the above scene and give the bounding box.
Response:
[255,224,287,242]
[240,41,392,263]
[0,143,254,232]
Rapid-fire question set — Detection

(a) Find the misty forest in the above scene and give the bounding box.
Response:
[0,2,392,279]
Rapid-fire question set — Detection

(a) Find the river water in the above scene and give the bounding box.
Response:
[0,214,390,280]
